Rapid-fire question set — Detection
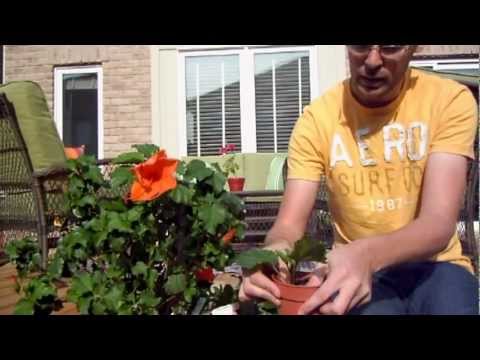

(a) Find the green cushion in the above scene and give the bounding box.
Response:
[0,81,67,172]
[265,154,287,191]
[242,153,280,190]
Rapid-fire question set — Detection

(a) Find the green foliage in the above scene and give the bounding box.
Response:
[222,154,240,178]
[8,144,246,315]
[5,237,41,278]
[233,235,326,284]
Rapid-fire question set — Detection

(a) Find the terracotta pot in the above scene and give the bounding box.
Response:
[272,276,319,315]
[228,177,245,192]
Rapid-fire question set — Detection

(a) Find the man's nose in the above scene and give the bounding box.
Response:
[364,48,383,73]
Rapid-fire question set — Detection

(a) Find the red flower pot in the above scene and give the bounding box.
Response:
[272,276,319,315]
[228,177,245,192]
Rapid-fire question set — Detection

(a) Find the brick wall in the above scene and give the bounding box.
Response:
[4,45,151,158]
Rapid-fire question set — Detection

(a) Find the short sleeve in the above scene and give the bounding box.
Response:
[430,85,478,160]
[287,106,327,182]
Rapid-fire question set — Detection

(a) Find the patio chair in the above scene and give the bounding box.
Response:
[0,81,113,269]
[232,155,331,251]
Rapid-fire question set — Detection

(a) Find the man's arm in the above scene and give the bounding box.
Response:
[364,152,468,271]
[264,179,320,250]
[238,179,320,305]
[299,152,468,315]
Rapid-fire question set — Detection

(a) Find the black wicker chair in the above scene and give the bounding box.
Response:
[0,89,113,269]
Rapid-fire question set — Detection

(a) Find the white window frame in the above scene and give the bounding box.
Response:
[410,58,479,71]
[54,66,104,159]
[177,46,317,156]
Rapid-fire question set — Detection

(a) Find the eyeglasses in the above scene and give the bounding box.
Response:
[347,45,409,58]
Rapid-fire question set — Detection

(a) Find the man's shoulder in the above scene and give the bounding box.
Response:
[308,80,346,116]
[409,68,469,97]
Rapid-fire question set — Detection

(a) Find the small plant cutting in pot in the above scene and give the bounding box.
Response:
[234,236,326,315]
[220,144,244,192]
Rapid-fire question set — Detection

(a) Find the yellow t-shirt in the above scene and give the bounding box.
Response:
[288,68,478,273]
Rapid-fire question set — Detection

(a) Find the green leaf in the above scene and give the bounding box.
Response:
[184,285,198,303]
[14,299,35,315]
[205,172,227,194]
[68,176,85,193]
[70,273,94,297]
[98,199,128,212]
[107,212,133,234]
[113,152,145,164]
[290,236,326,264]
[77,296,92,314]
[132,144,160,158]
[127,206,144,223]
[110,237,126,252]
[110,166,134,189]
[29,278,57,301]
[139,290,161,308]
[85,166,104,185]
[92,230,109,250]
[234,249,279,270]
[164,274,187,295]
[146,268,159,289]
[198,203,226,235]
[169,184,194,205]
[132,261,148,277]
[106,264,124,280]
[73,248,87,261]
[118,305,134,315]
[104,285,124,311]
[4,241,18,258]
[47,255,65,280]
[187,160,213,181]
[91,301,107,315]
[220,192,245,216]
[78,195,96,207]
[176,161,187,176]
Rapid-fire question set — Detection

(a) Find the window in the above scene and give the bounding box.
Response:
[410,58,479,74]
[255,52,310,153]
[54,66,103,158]
[179,47,315,156]
[185,55,241,156]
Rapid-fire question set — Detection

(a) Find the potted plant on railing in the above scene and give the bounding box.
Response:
[220,144,245,192]
[6,144,246,315]
[234,236,326,315]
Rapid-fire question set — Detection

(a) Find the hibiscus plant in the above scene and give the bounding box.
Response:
[7,144,246,315]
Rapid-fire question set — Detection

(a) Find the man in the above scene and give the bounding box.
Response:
[239,45,479,315]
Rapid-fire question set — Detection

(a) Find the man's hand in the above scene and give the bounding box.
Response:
[299,242,373,315]
[238,242,292,306]
[239,179,320,306]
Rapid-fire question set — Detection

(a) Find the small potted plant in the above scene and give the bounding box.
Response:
[220,144,245,192]
[234,236,326,315]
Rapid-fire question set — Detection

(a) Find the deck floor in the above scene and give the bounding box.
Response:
[0,263,79,315]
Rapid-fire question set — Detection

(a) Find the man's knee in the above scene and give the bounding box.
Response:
[410,262,479,315]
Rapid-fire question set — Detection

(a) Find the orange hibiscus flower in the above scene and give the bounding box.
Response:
[64,145,85,160]
[129,150,179,202]
[221,228,236,245]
